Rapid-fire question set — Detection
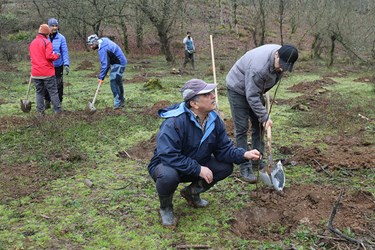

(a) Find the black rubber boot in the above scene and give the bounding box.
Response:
[240,163,257,183]
[159,195,175,227]
[180,179,212,208]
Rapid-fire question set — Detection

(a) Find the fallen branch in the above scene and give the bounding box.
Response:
[313,159,332,177]
[327,190,366,249]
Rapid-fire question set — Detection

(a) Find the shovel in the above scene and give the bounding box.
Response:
[258,92,285,191]
[86,81,102,114]
[20,76,32,113]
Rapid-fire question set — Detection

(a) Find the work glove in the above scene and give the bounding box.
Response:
[98,79,104,85]
[64,65,70,75]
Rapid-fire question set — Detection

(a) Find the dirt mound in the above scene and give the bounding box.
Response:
[126,75,148,84]
[140,100,172,117]
[231,184,375,246]
[75,60,94,70]
[282,135,375,170]
[287,77,337,94]
[124,134,157,161]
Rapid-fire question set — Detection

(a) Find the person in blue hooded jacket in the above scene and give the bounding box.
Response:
[148,79,262,227]
[44,18,70,109]
[87,34,127,109]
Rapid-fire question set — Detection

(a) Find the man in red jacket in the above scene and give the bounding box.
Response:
[29,24,61,114]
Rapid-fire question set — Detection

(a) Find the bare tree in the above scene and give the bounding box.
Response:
[133,0,184,62]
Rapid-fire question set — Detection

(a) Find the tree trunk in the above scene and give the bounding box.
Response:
[279,0,284,45]
[119,18,129,54]
[259,0,266,45]
[158,29,174,62]
[311,33,322,59]
[329,34,336,67]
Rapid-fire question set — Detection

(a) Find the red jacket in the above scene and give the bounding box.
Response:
[29,34,59,77]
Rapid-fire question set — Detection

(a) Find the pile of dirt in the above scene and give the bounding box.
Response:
[281,134,374,170]
[75,60,94,70]
[140,100,171,117]
[286,77,337,93]
[126,75,148,84]
[231,184,375,247]
[124,134,157,161]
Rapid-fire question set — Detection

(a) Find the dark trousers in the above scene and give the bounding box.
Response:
[151,156,233,196]
[45,65,64,102]
[34,76,61,113]
[227,88,265,167]
[183,50,195,69]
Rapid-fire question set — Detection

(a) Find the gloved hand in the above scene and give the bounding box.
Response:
[64,65,69,75]
[98,79,104,85]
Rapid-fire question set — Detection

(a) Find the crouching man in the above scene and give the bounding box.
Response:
[148,79,262,226]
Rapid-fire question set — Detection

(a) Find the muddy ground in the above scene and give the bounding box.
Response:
[1,73,374,248]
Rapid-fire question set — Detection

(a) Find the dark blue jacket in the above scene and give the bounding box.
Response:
[97,37,127,80]
[148,102,247,177]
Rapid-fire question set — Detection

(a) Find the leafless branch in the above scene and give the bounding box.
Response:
[327,190,366,249]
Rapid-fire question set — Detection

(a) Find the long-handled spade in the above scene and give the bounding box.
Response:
[86,81,102,114]
[20,76,32,113]
[259,92,285,191]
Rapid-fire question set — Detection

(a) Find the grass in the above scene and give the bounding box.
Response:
[0,53,374,249]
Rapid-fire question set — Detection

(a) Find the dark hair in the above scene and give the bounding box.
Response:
[187,31,191,35]
[184,95,199,108]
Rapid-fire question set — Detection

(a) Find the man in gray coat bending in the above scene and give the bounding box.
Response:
[226,44,298,183]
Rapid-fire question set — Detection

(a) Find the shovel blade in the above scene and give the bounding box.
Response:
[259,169,273,187]
[86,102,96,114]
[271,161,285,191]
[20,99,32,113]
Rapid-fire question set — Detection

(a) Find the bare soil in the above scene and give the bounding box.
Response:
[1,93,373,247]
[231,185,375,247]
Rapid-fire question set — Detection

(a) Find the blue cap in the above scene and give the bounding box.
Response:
[48,18,58,26]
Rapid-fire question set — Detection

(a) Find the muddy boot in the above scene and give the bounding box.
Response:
[159,195,176,227]
[180,179,212,208]
[240,163,257,184]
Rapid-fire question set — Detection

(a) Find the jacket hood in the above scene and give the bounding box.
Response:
[158,102,186,118]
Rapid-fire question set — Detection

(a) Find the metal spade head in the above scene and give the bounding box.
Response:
[20,99,32,113]
[259,168,273,187]
[271,160,285,191]
[86,101,96,114]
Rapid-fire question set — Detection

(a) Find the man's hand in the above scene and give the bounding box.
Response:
[263,119,273,130]
[199,166,213,184]
[244,149,262,161]
[98,79,104,85]
[64,65,69,75]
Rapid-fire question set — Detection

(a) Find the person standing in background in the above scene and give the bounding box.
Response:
[44,18,70,109]
[29,24,61,115]
[183,31,195,70]
[87,34,127,109]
